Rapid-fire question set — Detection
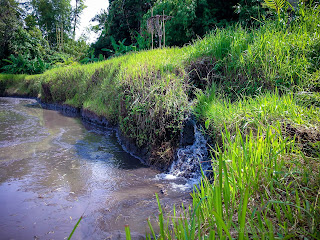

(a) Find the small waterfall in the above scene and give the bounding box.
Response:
[155,118,211,190]
[168,123,209,179]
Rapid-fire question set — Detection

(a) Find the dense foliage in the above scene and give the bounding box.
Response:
[1,0,268,73]
[141,0,239,47]
[0,0,88,74]
[0,0,24,65]
[92,0,266,55]
[92,0,156,57]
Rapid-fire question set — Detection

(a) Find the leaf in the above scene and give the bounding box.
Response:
[263,0,287,14]
[101,48,113,53]
[80,57,90,64]
[147,218,157,240]
[239,187,250,240]
[205,119,210,129]
[2,59,13,64]
[98,54,104,61]
[211,210,232,239]
[125,225,131,240]
[67,216,82,240]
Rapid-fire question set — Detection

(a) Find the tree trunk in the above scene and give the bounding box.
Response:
[73,0,78,39]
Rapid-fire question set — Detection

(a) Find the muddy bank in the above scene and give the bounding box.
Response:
[0,91,153,167]
[0,82,158,169]
[1,82,209,174]
[39,101,210,173]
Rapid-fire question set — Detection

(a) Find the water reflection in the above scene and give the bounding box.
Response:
[0,97,190,240]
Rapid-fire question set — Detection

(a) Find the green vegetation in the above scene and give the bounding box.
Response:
[150,126,319,239]
[0,0,266,73]
[67,215,83,240]
[148,90,320,238]
[0,0,88,74]
[1,1,320,239]
[92,0,247,57]
[144,3,320,239]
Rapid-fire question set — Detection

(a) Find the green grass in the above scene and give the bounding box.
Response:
[143,4,320,239]
[148,125,320,239]
[1,4,320,238]
[195,89,320,145]
[185,4,320,98]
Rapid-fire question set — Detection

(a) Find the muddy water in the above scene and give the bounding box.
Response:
[0,98,191,240]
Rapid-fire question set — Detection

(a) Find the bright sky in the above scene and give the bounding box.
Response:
[72,0,109,43]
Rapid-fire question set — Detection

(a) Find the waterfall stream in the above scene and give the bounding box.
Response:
[157,120,210,189]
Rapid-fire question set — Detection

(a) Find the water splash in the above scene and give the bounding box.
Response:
[169,124,209,178]
[156,122,210,190]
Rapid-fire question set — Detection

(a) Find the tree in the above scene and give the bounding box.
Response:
[92,0,155,57]
[9,25,50,59]
[0,0,22,65]
[235,0,267,26]
[144,0,197,47]
[31,0,73,46]
[91,9,108,33]
[72,0,86,39]
[142,0,238,47]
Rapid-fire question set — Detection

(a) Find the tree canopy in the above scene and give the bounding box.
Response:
[0,0,88,73]
[92,0,264,56]
[0,0,269,73]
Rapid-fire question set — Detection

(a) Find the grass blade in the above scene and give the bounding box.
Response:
[125,225,131,240]
[67,216,83,240]
[239,186,250,240]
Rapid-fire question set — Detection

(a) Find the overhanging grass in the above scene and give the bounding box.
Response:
[0,47,191,166]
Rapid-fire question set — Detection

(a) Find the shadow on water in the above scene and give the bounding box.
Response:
[25,100,145,170]
[75,124,145,170]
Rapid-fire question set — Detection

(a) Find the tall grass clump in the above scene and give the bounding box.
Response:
[146,125,320,239]
[195,88,320,145]
[186,4,320,98]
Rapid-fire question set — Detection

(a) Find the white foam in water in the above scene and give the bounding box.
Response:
[171,176,203,191]
[155,173,178,180]
[156,124,210,191]
[169,125,209,178]
[171,182,192,191]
